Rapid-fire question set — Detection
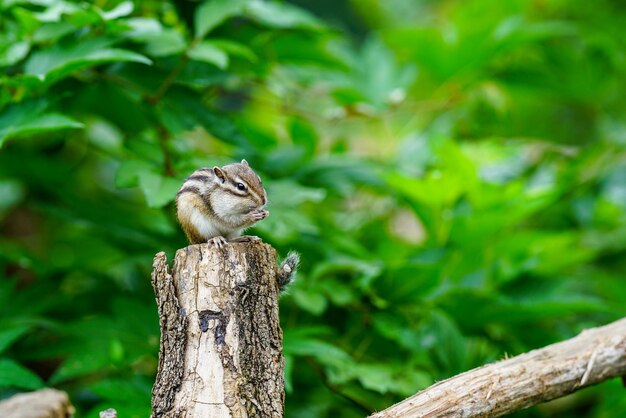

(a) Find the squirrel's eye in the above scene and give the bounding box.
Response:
[236,183,246,191]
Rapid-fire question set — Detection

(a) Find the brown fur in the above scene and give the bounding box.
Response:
[177,192,212,244]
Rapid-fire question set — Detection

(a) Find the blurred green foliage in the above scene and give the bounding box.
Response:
[1,0,626,416]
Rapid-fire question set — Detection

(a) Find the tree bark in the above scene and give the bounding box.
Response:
[151,242,284,418]
[369,317,626,418]
[0,388,74,418]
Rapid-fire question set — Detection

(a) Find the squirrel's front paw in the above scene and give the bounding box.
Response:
[208,236,227,248]
[250,209,269,221]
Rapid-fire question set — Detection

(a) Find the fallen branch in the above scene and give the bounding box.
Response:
[370,317,626,418]
[0,388,74,418]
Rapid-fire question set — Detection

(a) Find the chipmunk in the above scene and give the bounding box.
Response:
[176,159,299,289]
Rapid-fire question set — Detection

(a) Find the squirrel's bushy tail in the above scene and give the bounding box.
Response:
[278,251,300,291]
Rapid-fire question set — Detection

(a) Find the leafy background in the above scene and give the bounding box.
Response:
[1,0,626,417]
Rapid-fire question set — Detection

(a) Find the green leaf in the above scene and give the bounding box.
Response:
[0,179,25,216]
[122,17,163,41]
[386,172,463,208]
[0,326,31,354]
[283,334,358,388]
[267,33,345,68]
[138,171,181,208]
[267,180,326,206]
[283,334,352,367]
[493,17,576,45]
[291,287,327,315]
[142,29,186,57]
[389,368,433,397]
[245,0,323,30]
[374,262,440,305]
[32,21,77,43]
[0,100,83,145]
[50,351,111,384]
[319,279,355,306]
[25,38,151,82]
[354,363,395,394]
[156,88,250,146]
[289,116,316,157]
[255,209,319,242]
[188,41,228,69]
[0,41,29,67]
[115,160,154,188]
[100,1,133,20]
[309,257,383,289]
[352,36,416,108]
[85,118,123,152]
[0,358,44,389]
[32,1,82,22]
[89,377,151,403]
[194,0,247,39]
[208,39,257,62]
[424,311,467,375]
[372,313,422,352]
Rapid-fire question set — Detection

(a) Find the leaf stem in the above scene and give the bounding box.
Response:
[147,37,201,105]
[143,38,204,175]
[156,123,175,176]
[146,53,190,106]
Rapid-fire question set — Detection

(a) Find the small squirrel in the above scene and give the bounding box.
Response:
[176,159,299,289]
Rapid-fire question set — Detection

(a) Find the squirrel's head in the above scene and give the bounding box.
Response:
[211,159,267,215]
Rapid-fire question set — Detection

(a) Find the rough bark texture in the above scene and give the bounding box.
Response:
[152,251,188,417]
[370,317,626,418]
[0,388,74,418]
[151,242,284,418]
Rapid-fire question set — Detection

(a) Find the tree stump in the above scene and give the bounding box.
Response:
[151,242,284,418]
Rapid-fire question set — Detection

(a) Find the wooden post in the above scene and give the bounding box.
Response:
[151,242,284,418]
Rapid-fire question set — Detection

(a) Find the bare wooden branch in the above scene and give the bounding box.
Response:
[0,388,74,418]
[370,317,626,418]
[151,242,284,418]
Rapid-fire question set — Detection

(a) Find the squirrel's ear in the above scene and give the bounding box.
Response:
[213,167,226,183]
[241,159,249,167]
